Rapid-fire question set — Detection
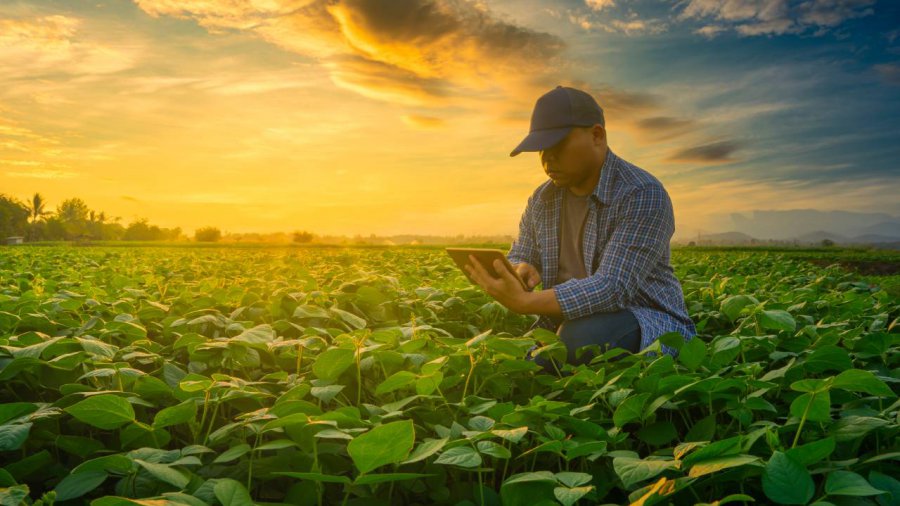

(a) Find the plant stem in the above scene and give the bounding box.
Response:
[791,393,815,449]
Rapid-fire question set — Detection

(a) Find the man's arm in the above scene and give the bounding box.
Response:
[506,191,542,273]
[551,183,674,319]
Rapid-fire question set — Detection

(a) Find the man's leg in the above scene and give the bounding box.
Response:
[528,309,641,371]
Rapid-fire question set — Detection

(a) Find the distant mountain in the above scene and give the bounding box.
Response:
[693,231,756,244]
[675,229,900,248]
[850,234,900,244]
[796,231,849,244]
[727,210,900,240]
[858,221,900,238]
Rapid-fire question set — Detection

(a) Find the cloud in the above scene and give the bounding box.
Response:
[0,14,138,77]
[132,0,566,108]
[874,63,900,85]
[632,116,697,141]
[402,114,445,128]
[568,10,667,35]
[678,0,874,37]
[585,0,616,12]
[695,24,728,37]
[5,168,77,179]
[666,140,742,163]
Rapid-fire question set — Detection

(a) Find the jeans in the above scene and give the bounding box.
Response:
[528,309,642,372]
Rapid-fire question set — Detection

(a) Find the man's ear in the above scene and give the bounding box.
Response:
[592,124,606,145]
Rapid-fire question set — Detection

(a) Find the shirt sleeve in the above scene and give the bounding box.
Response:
[506,190,542,274]
[553,183,674,319]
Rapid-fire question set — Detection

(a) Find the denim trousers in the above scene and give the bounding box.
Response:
[528,309,642,371]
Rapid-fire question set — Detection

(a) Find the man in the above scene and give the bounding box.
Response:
[464,85,696,366]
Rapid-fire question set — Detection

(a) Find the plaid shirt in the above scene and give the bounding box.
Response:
[507,149,696,357]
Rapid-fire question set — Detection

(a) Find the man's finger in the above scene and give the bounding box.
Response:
[494,259,527,291]
[467,255,494,285]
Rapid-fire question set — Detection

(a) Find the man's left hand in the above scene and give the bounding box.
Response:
[464,255,531,314]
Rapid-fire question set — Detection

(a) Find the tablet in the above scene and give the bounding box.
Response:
[446,248,529,291]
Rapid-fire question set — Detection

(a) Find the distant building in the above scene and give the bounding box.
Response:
[5,236,24,245]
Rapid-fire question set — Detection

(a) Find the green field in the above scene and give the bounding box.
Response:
[0,246,897,506]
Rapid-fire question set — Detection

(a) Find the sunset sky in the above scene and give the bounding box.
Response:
[1,0,898,239]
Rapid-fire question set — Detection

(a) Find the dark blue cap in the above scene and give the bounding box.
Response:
[510,86,605,157]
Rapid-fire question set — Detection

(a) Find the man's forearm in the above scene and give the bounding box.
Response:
[519,288,563,319]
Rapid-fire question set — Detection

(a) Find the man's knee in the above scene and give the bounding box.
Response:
[556,310,640,359]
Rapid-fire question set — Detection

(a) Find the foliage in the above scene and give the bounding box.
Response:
[0,247,896,506]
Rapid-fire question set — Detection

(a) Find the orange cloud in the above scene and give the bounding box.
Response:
[132,0,565,109]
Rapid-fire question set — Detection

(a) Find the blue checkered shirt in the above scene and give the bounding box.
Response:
[507,149,696,357]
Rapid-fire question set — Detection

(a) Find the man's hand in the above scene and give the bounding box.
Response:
[465,255,564,319]
[512,262,541,291]
[464,255,529,314]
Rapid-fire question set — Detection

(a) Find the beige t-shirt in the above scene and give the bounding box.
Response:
[557,188,590,284]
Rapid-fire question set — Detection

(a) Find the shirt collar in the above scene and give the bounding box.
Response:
[540,148,617,206]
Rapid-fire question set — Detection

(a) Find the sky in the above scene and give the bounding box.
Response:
[1,0,898,239]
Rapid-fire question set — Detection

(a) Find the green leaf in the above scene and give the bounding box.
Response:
[501,472,557,506]
[0,423,31,451]
[688,455,759,478]
[0,485,30,506]
[612,457,677,488]
[0,403,37,425]
[832,369,895,398]
[54,471,108,501]
[762,451,814,505]
[231,324,275,346]
[272,472,350,484]
[214,444,251,464]
[758,310,796,333]
[613,393,651,428]
[804,345,851,373]
[554,486,593,506]
[402,438,448,465]
[213,478,254,506]
[331,308,366,329]
[720,295,757,322]
[825,471,887,497]
[682,436,743,467]
[134,459,189,489]
[554,472,592,488]
[785,437,835,466]
[152,400,197,429]
[868,471,900,506]
[353,473,431,485]
[312,348,355,381]
[492,426,529,443]
[789,391,831,423]
[375,371,416,395]
[434,446,482,468]
[64,395,135,430]
[72,455,133,475]
[678,337,706,370]
[477,440,511,459]
[347,420,415,474]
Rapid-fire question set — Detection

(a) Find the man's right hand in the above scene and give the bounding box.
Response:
[513,262,541,291]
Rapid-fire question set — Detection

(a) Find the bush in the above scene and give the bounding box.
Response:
[195,226,222,242]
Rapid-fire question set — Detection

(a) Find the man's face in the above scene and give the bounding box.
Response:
[539,126,601,188]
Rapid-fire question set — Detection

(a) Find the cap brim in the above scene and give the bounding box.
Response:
[509,127,571,157]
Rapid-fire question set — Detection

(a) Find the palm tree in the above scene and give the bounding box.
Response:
[27,193,48,224]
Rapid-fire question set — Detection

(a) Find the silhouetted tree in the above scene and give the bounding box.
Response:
[292,230,315,243]
[195,227,222,242]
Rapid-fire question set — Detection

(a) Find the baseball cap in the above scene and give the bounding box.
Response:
[509,85,605,157]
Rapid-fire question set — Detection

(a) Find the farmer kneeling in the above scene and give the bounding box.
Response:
[464,85,696,370]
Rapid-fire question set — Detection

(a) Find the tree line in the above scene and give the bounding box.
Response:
[0,193,183,242]
[0,193,320,243]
